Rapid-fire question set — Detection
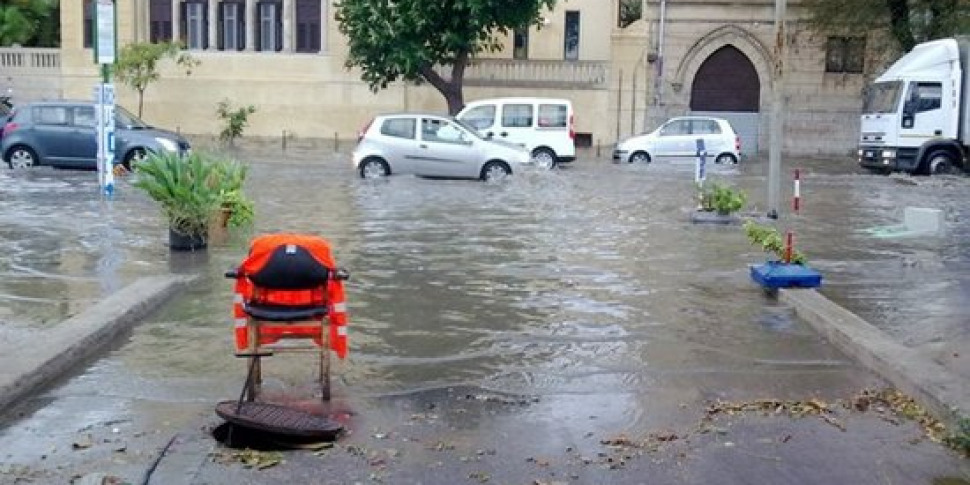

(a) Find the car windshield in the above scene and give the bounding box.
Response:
[862,81,902,114]
[116,106,150,129]
[450,118,484,140]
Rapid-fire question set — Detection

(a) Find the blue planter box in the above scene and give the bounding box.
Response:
[750,261,822,289]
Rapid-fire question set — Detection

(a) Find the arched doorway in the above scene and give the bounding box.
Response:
[689,45,761,154]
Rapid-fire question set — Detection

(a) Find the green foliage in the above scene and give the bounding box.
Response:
[216,100,257,145]
[211,159,255,228]
[132,152,223,237]
[618,0,642,28]
[743,220,807,265]
[944,417,970,457]
[335,0,557,113]
[698,181,747,215]
[0,0,58,47]
[803,0,969,53]
[115,42,200,117]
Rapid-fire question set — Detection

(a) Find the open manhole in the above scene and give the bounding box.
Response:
[215,401,343,449]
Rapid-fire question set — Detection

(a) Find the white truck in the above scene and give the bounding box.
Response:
[858,36,970,175]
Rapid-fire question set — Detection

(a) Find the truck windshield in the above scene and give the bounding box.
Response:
[862,81,903,114]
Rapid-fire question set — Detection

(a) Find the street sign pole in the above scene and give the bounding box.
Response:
[94,0,117,197]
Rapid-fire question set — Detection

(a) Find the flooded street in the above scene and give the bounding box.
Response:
[0,147,967,483]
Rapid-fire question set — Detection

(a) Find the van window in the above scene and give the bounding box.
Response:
[501,104,533,128]
[33,106,69,125]
[380,117,416,139]
[72,106,97,128]
[460,105,496,130]
[537,104,568,128]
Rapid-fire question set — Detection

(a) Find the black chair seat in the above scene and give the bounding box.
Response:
[244,303,329,322]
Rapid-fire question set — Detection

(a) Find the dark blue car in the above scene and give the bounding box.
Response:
[1,100,190,170]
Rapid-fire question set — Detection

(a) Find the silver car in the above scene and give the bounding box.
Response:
[352,113,530,181]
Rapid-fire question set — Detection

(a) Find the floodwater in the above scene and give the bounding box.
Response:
[0,148,967,483]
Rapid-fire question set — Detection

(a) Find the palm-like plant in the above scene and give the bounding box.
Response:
[132,152,222,240]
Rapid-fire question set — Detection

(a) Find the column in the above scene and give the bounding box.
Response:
[209,0,219,50]
[246,0,255,50]
[172,0,180,43]
[283,0,293,52]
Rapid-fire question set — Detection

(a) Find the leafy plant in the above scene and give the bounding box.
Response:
[743,220,807,265]
[132,151,223,238]
[335,0,557,114]
[0,0,58,47]
[115,41,200,117]
[211,159,255,228]
[699,181,747,215]
[216,100,257,145]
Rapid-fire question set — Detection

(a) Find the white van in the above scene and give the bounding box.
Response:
[457,97,576,169]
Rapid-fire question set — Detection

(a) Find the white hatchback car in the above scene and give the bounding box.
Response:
[613,116,741,165]
[353,113,531,181]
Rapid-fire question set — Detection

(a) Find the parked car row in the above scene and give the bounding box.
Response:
[1,100,191,170]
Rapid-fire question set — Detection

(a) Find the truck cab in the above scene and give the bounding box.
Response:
[858,37,969,175]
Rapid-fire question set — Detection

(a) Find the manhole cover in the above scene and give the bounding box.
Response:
[215,401,343,440]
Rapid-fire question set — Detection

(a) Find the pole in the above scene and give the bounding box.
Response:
[767,0,786,219]
[792,168,801,214]
[94,0,117,197]
[617,69,623,141]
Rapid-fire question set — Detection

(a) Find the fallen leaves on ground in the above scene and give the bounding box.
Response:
[210,449,284,470]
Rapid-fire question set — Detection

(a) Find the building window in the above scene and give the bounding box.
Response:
[564,11,580,61]
[180,0,209,50]
[218,1,245,51]
[825,36,865,73]
[150,0,174,42]
[295,0,321,53]
[83,0,94,48]
[513,27,529,60]
[618,0,641,28]
[256,0,282,52]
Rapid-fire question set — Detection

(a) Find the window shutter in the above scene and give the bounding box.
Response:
[275,2,282,52]
[217,3,224,50]
[238,3,246,51]
[179,1,187,44]
[202,2,210,49]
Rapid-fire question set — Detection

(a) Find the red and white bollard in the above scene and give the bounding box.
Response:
[785,169,801,263]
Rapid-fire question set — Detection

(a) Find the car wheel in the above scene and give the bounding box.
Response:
[6,145,37,169]
[715,153,738,165]
[359,157,390,179]
[629,151,651,164]
[531,148,558,170]
[925,151,955,175]
[123,148,148,171]
[481,161,511,182]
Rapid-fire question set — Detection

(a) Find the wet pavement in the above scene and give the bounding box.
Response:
[0,144,967,483]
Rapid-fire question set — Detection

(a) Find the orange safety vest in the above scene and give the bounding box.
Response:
[230,233,349,358]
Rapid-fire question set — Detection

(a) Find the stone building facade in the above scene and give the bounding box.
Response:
[35,0,876,156]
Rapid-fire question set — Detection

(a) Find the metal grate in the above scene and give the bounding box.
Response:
[216,401,343,439]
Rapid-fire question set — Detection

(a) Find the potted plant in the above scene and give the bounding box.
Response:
[743,220,821,289]
[691,181,747,224]
[211,158,255,229]
[132,151,222,251]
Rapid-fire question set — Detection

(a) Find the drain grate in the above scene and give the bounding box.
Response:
[215,401,343,440]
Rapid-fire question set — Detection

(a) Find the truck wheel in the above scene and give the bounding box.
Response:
[925,151,955,175]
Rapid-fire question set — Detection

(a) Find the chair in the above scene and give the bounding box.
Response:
[227,233,349,402]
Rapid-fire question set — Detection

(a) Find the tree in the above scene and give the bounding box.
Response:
[0,0,58,47]
[335,0,557,115]
[114,42,200,117]
[803,0,969,53]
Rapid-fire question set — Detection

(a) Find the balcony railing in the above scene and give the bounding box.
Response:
[440,59,609,90]
[0,48,60,70]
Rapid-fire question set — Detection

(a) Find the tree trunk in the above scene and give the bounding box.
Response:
[419,51,469,115]
[137,87,146,118]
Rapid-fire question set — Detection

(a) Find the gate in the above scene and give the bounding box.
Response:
[688,45,761,156]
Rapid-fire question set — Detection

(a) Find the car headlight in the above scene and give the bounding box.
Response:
[881,150,896,159]
[155,137,178,152]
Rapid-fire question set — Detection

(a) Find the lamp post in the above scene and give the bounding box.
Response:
[767,0,787,219]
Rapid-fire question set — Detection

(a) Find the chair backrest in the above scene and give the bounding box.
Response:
[238,234,337,307]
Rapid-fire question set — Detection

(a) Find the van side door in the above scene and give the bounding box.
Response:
[458,104,498,138]
[497,102,534,151]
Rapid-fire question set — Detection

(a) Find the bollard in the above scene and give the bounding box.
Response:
[334,132,339,152]
[793,168,801,214]
[596,140,601,158]
[282,130,287,151]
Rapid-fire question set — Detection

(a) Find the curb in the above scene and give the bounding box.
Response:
[0,274,198,414]
[780,288,968,429]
